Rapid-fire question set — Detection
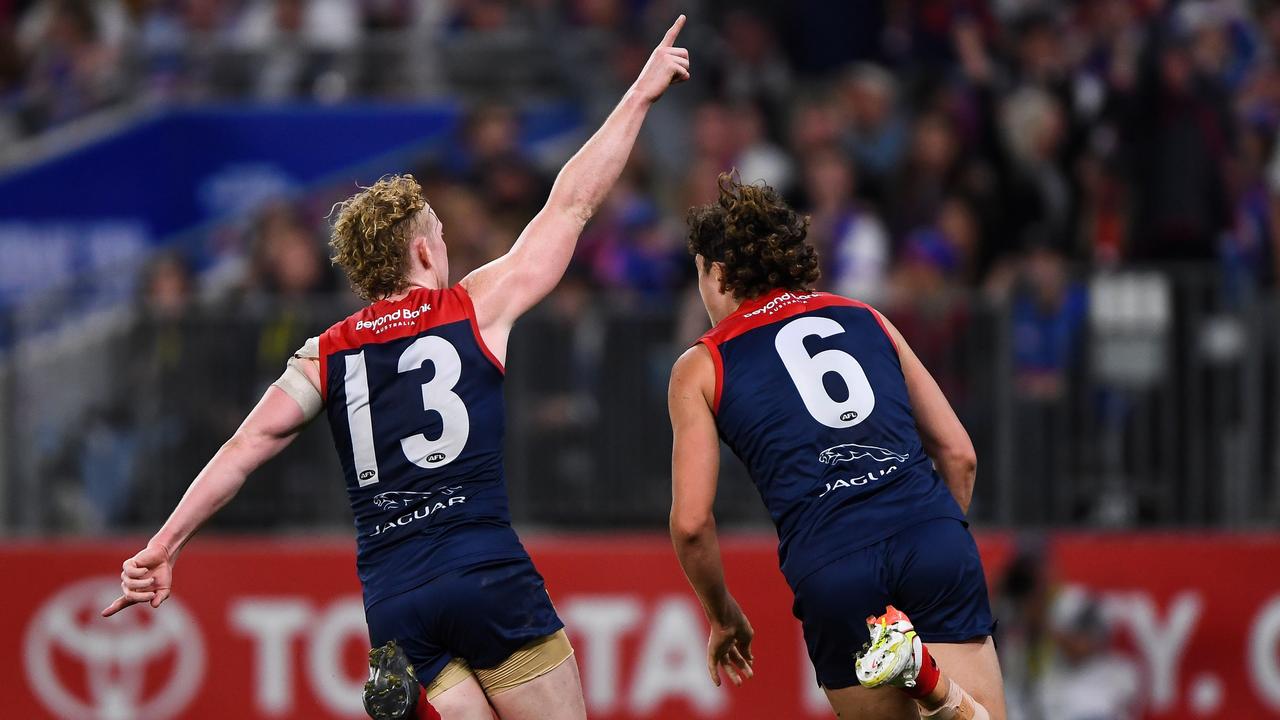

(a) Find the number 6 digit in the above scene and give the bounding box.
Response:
[774,316,875,428]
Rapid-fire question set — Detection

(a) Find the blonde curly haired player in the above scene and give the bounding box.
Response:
[102,15,692,720]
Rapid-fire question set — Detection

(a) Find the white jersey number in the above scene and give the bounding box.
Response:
[774,316,875,428]
[343,336,470,487]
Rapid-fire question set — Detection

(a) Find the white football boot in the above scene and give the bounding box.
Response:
[855,605,925,689]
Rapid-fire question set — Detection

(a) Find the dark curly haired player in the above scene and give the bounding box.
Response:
[668,173,1007,719]
[101,16,692,720]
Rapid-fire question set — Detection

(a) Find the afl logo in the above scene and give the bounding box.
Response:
[425,453,446,464]
[359,469,377,481]
[840,411,858,422]
[26,577,205,720]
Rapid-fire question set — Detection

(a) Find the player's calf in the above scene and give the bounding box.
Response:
[856,607,990,720]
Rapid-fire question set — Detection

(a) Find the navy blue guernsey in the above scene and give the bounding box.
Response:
[319,286,527,608]
[698,289,965,590]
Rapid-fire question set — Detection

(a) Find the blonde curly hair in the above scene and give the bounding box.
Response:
[329,174,428,301]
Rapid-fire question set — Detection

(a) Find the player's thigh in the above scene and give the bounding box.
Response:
[824,684,920,720]
[929,637,1008,720]
[431,673,497,720]
[487,658,586,720]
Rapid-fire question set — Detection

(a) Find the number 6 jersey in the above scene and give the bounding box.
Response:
[697,289,964,591]
[318,286,528,608]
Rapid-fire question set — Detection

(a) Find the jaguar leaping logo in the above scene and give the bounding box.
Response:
[818,443,909,465]
[372,486,463,510]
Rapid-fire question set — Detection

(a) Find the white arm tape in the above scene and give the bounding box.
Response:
[272,337,322,421]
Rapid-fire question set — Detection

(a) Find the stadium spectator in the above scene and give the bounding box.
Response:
[713,8,791,126]
[886,112,962,243]
[235,0,360,101]
[1008,245,1088,401]
[240,200,338,303]
[1123,23,1235,262]
[17,0,124,127]
[800,147,890,303]
[729,100,794,195]
[991,546,1053,720]
[1035,587,1143,720]
[837,62,909,202]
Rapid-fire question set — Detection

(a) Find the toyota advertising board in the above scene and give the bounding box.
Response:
[2,534,1279,719]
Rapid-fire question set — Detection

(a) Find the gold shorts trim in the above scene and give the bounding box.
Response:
[476,629,575,696]
[423,629,574,699]
[424,657,473,700]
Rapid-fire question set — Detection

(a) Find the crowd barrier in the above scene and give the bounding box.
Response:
[2,533,1279,719]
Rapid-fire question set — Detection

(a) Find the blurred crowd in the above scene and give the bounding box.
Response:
[5,0,1280,306]
[9,4,1280,531]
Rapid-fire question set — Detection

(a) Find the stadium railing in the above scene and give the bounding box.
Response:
[0,265,1276,535]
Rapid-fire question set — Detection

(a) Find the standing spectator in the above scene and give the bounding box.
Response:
[715,9,791,127]
[886,111,963,240]
[730,100,794,195]
[1123,30,1234,262]
[1225,116,1278,293]
[801,147,890,303]
[838,62,909,203]
[1036,587,1143,720]
[1002,87,1073,252]
[885,228,971,401]
[1010,245,1087,400]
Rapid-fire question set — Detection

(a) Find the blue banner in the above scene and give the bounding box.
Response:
[0,103,581,309]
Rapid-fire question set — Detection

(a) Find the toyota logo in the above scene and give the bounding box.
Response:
[24,577,205,720]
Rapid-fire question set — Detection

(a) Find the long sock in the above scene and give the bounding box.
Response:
[918,678,990,720]
[414,687,441,720]
[901,641,941,699]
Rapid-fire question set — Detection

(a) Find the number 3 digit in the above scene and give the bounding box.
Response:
[343,336,471,487]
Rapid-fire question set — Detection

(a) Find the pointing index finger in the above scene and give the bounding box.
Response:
[101,596,133,617]
[660,14,686,48]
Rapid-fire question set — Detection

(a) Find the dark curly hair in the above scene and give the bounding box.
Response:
[686,172,820,299]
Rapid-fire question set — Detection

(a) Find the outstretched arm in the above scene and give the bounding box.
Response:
[102,362,319,617]
[878,312,978,513]
[461,15,690,356]
[669,345,754,688]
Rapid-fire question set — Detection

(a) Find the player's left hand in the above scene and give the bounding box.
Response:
[101,543,174,617]
[707,596,755,687]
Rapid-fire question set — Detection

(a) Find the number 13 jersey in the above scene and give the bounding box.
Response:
[697,289,964,591]
[319,286,528,608]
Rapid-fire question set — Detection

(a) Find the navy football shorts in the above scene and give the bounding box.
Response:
[791,517,995,690]
[364,557,564,689]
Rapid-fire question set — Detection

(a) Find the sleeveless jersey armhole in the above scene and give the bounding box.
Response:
[318,332,331,399]
[854,302,899,355]
[456,285,505,374]
[696,338,724,414]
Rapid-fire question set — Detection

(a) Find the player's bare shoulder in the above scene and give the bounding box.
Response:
[668,344,715,408]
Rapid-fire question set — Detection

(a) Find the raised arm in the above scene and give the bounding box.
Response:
[878,312,978,513]
[102,358,321,617]
[668,345,754,688]
[461,15,690,351]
